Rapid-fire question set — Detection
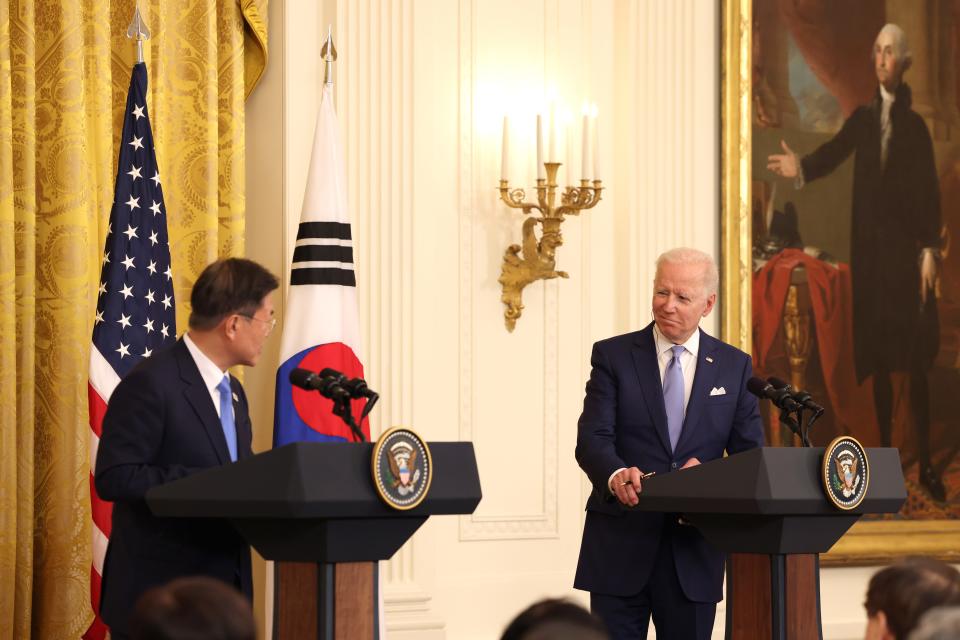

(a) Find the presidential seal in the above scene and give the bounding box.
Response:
[822,436,870,510]
[372,427,432,510]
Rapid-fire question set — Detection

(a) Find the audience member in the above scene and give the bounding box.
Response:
[501,598,608,640]
[865,557,960,640]
[908,606,960,640]
[129,576,256,640]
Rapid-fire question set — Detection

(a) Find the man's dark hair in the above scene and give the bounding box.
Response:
[189,258,279,330]
[129,576,256,640]
[500,598,608,640]
[864,557,960,639]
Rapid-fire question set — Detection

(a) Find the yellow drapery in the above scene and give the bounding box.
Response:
[0,0,267,637]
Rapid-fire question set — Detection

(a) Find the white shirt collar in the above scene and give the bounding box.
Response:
[183,332,229,393]
[879,83,895,104]
[653,323,700,359]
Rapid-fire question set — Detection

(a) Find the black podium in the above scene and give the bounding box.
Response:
[147,441,481,640]
[632,447,905,639]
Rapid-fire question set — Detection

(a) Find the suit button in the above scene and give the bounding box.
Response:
[671,462,678,469]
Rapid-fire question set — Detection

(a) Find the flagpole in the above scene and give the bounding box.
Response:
[126,1,151,64]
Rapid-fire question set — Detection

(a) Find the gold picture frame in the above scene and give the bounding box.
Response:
[720,0,960,566]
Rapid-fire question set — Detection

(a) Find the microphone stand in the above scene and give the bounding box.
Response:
[330,394,366,443]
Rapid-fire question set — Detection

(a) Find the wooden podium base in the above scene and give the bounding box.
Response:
[726,553,822,640]
[275,561,377,640]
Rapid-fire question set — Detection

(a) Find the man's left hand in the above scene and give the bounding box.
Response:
[681,457,701,469]
[921,250,938,304]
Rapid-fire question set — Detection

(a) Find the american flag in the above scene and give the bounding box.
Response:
[84,62,176,639]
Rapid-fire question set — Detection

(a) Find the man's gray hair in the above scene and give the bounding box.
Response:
[654,247,719,297]
[877,23,913,67]
[908,606,960,640]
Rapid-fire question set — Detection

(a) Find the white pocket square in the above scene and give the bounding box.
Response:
[709,386,726,396]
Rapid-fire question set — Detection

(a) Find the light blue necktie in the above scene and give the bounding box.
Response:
[217,375,238,462]
[663,345,685,452]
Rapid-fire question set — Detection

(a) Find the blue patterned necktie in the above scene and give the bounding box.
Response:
[663,345,686,452]
[217,375,238,462]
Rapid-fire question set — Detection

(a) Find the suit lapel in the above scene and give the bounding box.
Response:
[630,325,672,454]
[675,330,720,453]
[175,340,230,465]
[231,378,253,461]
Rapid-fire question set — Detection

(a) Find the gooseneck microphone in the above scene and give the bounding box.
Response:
[767,376,824,414]
[746,376,801,412]
[289,368,351,401]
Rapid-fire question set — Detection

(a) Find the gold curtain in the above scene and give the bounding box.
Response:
[0,0,267,637]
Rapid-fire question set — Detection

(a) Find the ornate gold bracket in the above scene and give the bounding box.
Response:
[497,162,602,331]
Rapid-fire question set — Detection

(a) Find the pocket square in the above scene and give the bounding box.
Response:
[709,386,726,396]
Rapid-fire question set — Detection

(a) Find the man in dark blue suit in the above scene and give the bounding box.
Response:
[575,247,764,639]
[95,258,279,638]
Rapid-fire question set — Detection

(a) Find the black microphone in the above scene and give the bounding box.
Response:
[341,377,376,399]
[289,368,350,401]
[747,376,801,412]
[767,376,824,413]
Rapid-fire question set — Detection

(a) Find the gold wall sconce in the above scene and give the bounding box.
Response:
[497,113,602,331]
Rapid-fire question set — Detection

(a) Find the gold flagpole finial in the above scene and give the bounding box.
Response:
[126,1,151,64]
[321,25,337,89]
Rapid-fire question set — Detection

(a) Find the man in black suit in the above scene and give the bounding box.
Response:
[574,248,764,639]
[768,24,945,500]
[95,257,279,638]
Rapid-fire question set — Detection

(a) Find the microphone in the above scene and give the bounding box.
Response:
[289,368,351,401]
[341,377,377,399]
[767,376,824,414]
[747,376,801,412]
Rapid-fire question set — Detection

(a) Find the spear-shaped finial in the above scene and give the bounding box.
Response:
[321,25,337,89]
[126,1,151,64]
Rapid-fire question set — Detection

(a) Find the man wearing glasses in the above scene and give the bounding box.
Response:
[94,257,278,639]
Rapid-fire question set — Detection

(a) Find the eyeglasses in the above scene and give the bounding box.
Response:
[239,314,277,336]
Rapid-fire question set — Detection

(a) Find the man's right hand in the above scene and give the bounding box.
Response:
[767,139,799,178]
[610,466,643,506]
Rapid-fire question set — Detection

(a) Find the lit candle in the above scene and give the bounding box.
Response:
[548,107,557,163]
[581,113,590,181]
[536,114,545,180]
[501,115,509,182]
[592,111,600,181]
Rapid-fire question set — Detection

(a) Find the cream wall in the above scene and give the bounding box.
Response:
[245,0,876,638]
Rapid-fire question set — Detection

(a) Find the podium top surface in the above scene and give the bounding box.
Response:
[148,441,481,520]
[631,447,905,516]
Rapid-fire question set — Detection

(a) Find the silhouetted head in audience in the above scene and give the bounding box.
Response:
[129,576,256,640]
[500,598,608,640]
[908,606,960,640]
[864,557,960,640]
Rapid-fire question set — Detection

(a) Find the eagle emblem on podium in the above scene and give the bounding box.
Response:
[372,427,432,510]
[822,436,869,510]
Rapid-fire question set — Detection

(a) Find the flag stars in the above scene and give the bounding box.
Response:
[149,201,162,216]
[94,309,104,325]
[161,294,172,310]
[129,135,144,151]
[98,281,107,296]
[160,323,170,338]
[151,172,161,187]
[123,224,138,241]
[144,289,156,304]
[143,318,155,333]
[116,342,131,358]
[103,251,110,264]
[143,347,153,358]
[164,265,173,281]
[127,164,142,181]
[117,313,132,329]
[119,283,134,299]
[125,195,140,211]
[146,260,157,275]
[132,104,145,120]
[121,254,135,271]
[148,230,159,246]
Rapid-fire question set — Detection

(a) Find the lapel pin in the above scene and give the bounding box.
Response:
[232,392,239,403]
[705,356,714,363]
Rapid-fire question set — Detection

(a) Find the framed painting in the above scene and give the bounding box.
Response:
[721,0,960,565]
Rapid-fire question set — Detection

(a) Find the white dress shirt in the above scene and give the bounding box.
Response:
[183,332,230,418]
[879,83,894,166]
